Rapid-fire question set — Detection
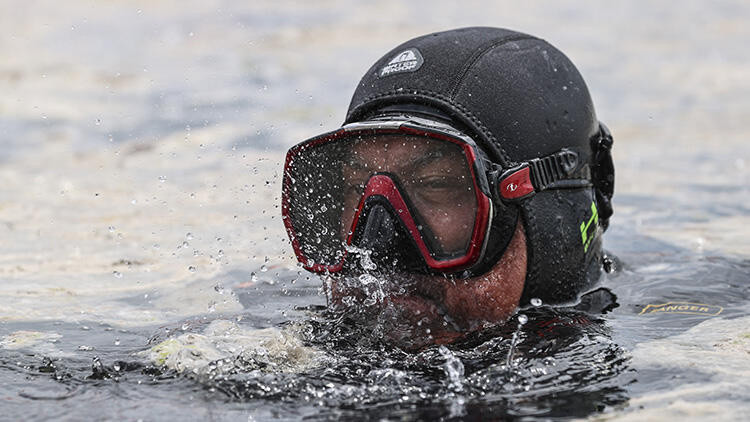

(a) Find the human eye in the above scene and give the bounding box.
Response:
[418,175,465,190]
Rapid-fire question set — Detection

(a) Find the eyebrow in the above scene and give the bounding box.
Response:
[408,149,455,170]
[343,147,458,172]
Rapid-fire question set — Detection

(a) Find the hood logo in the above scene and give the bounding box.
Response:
[379,48,424,77]
[579,201,599,253]
[639,302,723,317]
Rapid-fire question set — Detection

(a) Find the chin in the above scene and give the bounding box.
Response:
[327,270,519,351]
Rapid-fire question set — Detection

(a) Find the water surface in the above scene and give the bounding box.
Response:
[1,1,748,420]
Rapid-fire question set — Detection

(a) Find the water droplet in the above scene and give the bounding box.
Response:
[113,362,121,371]
[260,265,268,272]
[113,271,122,278]
[158,176,167,183]
[78,345,93,351]
[181,323,190,331]
[518,314,528,325]
[530,298,542,307]
[250,272,259,282]
[188,266,196,273]
[114,338,120,346]
[207,301,216,313]
[108,226,116,233]
[214,283,224,294]
[186,232,193,240]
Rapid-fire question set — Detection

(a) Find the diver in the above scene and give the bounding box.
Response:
[280,27,615,346]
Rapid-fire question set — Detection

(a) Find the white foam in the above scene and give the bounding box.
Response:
[141,320,325,375]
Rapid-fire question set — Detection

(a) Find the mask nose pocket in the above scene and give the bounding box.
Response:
[351,200,427,273]
[358,204,397,252]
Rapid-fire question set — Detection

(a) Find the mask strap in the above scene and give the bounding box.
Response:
[591,122,614,231]
[490,148,593,202]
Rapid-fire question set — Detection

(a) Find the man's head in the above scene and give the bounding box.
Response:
[281,27,614,331]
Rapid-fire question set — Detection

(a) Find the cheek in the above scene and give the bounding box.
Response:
[443,276,523,324]
[420,202,476,251]
[441,222,527,325]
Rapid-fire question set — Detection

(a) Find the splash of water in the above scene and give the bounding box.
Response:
[505,313,528,369]
[438,345,465,392]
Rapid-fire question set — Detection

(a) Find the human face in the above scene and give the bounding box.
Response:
[283,120,528,348]
[340,135,476,255]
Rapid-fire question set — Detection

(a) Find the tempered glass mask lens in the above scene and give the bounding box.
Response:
[284,142,348,267]
[284,133,478,267]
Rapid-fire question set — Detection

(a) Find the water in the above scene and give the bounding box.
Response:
[1,1,749,420]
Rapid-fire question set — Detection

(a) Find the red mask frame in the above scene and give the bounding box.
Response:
[281,117,501,274]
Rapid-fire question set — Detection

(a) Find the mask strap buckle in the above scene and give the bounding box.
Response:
[491,149,590,203]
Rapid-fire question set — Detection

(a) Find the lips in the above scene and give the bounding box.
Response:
[380,292,463,350]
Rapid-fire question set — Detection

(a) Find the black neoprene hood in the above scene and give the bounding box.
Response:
[345,27,615,305]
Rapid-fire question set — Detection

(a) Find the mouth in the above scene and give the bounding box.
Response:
[332,270,447,306]
[334,271,460,324]
[385,291,440,318]
[381,292,465,349]
[329,271,466,350]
